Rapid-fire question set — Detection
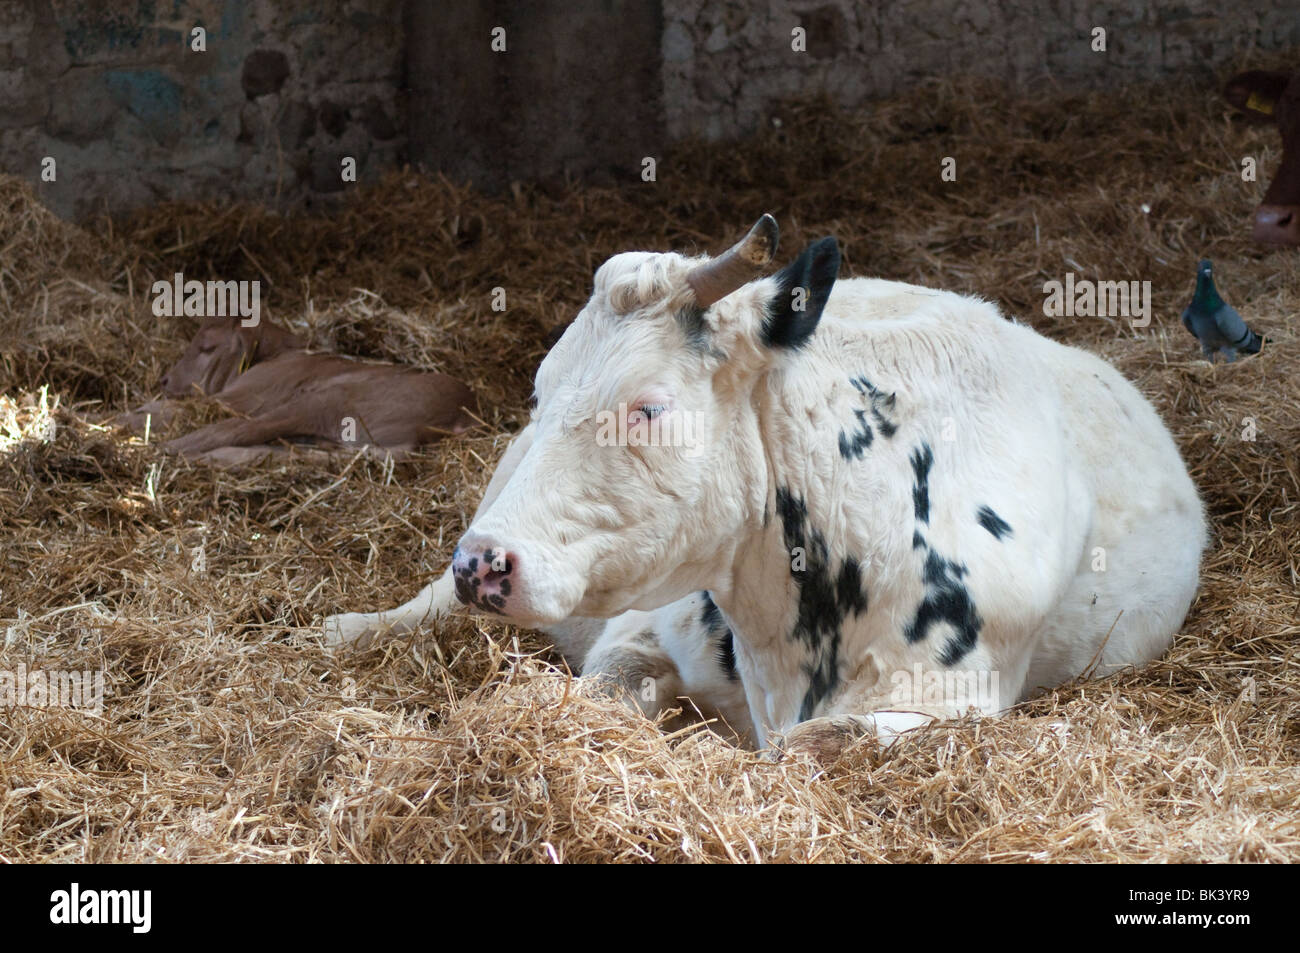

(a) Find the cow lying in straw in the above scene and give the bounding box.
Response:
[327,216,1206,761]
[148,317,477,465]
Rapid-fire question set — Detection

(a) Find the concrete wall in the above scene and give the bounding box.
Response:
[1,1,1297,218]
[0,0,405,220]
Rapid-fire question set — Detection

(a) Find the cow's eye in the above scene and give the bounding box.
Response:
[199,344,217,354]
[639,404,668,420]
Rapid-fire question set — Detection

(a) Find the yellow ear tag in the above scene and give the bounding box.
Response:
[1246,91,1275,115]
[238,340,257,376]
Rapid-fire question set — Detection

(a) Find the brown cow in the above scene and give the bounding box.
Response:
[157,317,478,462]
[1225,70,1300,244]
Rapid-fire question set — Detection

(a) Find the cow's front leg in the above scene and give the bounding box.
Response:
[582,625,686,724]
[776,710,938,764]
[322,424,538,647]
[165,411,301,454]
[324,570,456,647]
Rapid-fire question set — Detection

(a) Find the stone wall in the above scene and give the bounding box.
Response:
[1,0,1297,218]
[405,0,665,192]
[0,0,404,220]
[663,0,1300,141]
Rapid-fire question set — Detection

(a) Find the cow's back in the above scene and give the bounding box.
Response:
[1028,337,1205,683]
[763,276,1203,709]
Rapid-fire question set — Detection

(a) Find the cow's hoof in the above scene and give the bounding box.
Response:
[582,649,684,718]
[322,612,379,648]
[776,715,873,766]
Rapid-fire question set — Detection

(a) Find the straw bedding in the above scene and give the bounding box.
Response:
[0,75,1296,862]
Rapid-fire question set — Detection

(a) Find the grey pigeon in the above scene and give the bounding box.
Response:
[1181,259,1264,362]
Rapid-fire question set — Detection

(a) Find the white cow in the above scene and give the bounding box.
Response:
[328,216,1205,760]
[325,424,756,743]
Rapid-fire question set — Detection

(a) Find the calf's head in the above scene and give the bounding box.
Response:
[452,216,841,625]
[1225,69,1300,244]
[161,318,305,397]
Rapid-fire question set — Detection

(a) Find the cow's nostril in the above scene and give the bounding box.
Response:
[485,547,513,576]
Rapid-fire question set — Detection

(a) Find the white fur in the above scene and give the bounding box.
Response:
[323,425,752,740]
[331,246,1206,753]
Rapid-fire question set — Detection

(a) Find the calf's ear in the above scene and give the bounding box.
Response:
[1224,70,1292,122]
[761,237,840,349]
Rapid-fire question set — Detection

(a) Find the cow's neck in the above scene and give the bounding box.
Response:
[712,359,917,738]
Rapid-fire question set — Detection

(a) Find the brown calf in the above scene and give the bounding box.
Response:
[1225,70,1300,245]
[160,318,478,460]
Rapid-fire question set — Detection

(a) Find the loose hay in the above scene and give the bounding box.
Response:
[1,75,1297,863]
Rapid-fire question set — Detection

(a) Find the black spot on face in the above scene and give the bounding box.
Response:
[676,304,709,350]
[976,505,1012,540]
[775,488,869,720]
[910,443,933,523]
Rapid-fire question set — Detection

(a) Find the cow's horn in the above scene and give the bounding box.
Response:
[686,214,780,307]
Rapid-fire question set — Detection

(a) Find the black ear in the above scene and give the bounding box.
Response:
[762,237,840,349]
